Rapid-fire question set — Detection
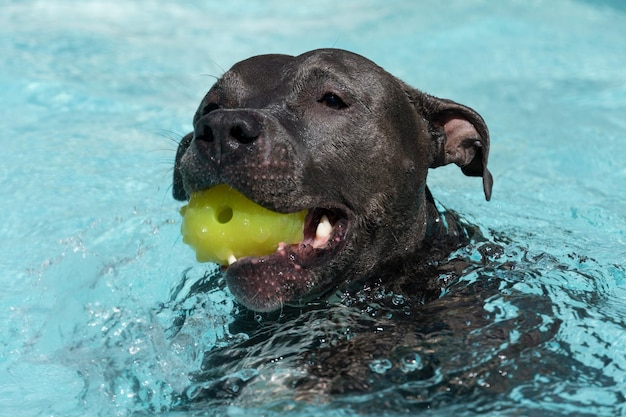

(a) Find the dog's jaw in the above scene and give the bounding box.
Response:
[223,208,351,311]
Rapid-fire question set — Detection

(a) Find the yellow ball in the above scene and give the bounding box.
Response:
[180,184,307,265]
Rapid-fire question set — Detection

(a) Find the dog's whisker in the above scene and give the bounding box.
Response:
[199,73,221,82]
[150,128,189,145]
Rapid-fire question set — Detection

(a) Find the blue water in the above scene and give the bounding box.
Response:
[1,0,625,416]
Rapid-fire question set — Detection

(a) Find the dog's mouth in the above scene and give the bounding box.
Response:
[178,179,353,311]
[225,207,348,268]
[221,205,351,312]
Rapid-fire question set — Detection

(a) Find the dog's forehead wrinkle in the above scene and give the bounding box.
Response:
[217,57,295,109]
[293,65,351,92]
[290,51,392,102]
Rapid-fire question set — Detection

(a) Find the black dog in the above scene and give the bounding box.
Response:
[168,50,586,412]
[173,48,492,313]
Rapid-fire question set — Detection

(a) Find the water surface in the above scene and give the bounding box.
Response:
[1,1,625,416]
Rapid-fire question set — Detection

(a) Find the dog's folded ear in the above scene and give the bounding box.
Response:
[173,132,194,201]
[412,90,493,201]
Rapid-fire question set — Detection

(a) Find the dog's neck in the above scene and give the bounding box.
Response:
[423,187,476,249]
[348,188,478,305]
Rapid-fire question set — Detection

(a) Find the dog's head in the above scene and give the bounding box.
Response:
[173,49,492,312]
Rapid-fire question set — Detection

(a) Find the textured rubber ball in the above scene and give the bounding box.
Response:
[180,184,307,265]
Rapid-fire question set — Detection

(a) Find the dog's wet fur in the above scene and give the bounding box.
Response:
[169,49,564,409]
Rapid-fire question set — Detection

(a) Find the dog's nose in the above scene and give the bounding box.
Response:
[194,110,262,151]
[228,117,261,145]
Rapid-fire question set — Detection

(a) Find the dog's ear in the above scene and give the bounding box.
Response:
[410,89,493,201]
[173,132,193,201]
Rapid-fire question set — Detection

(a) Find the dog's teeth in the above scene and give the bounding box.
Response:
[228,254,238,266]
[313,215,333,248]
[317,215,333,238]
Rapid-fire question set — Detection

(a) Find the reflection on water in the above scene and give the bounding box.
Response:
[65,232,625,416]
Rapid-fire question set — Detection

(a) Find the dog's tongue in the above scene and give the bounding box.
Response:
[180,184,307,265]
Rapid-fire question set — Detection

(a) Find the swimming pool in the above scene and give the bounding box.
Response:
[1,0,625,416]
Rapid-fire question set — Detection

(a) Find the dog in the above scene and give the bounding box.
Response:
[173,48,492,313]
[168,50,588,411]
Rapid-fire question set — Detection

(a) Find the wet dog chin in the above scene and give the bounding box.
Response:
[223,208,349,312]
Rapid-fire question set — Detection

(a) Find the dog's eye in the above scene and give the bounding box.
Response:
[318,92,348,110]
[201,102,220,116]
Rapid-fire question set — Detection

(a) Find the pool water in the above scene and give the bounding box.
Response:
[1,1,625,416]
